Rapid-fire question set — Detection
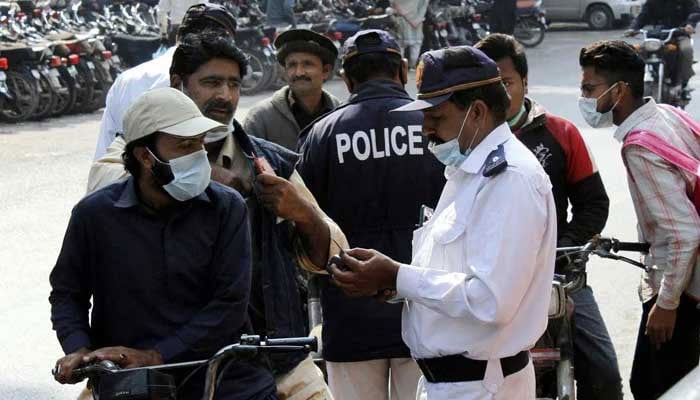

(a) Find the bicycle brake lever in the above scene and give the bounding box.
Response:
[595,250,647,270]
[616,255,647,269]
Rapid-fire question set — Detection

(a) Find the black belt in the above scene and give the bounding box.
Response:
[416,351,530,383]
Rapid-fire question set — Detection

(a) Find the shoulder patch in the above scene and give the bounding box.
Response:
[483,144,508,177]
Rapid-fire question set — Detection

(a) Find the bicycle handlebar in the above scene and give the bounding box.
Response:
[67,336,318,382]
[556,236,649,270]
[613,241,651,253]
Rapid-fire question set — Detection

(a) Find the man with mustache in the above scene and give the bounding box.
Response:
[243,29,341,151]
[87,30,346,400]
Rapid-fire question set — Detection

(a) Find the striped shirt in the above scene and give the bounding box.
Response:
[615,98,700,309]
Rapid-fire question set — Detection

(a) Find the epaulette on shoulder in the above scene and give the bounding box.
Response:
[482,144,508,177]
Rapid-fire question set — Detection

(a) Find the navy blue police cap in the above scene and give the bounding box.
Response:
[392,46,502,112]
[341,29,402,65]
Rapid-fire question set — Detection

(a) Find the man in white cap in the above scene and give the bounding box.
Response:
[50,88,279,400]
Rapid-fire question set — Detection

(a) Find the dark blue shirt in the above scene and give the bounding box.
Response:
[49,178,275,400]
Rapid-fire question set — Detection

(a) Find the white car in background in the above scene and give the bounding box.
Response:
[542,0,643,30]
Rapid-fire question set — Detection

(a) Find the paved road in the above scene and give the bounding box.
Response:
[2,28,699,399]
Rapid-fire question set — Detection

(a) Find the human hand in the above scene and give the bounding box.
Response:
[53,347,91,384]
[685,24,696,35]
[645,304,677,349]
[330,248,400,297]
[81,346,163,369]
[256,174,313,222]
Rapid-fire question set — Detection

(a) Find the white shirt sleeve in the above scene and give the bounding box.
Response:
[396,170,553,325]
[94,83,121,160]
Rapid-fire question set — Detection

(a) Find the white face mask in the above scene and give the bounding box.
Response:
[148,148,212,201]
[205,118,233,144]
[428,104,480,167]
[578,82,622,129]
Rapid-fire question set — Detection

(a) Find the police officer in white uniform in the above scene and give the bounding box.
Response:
[329,46,557,400]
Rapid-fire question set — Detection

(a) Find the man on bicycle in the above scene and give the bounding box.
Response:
[86,30,345,400]
[50,88,278,400]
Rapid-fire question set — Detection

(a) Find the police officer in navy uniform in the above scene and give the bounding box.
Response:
[296,30,445,400]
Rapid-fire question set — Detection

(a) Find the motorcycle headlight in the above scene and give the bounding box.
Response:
[643,39,663,53]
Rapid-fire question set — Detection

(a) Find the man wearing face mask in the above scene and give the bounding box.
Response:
[325,46,557,400]
[579,40,700,400]
[297,30,445,400]
[244,29,341,151]
[87,31,345,400]
[476,34,617,399]
[50,88,278,400]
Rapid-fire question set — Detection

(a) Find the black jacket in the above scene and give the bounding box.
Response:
[231,121,309,375]
[297,80,445,362]
[633,0,700,29]
[513,98,609,248]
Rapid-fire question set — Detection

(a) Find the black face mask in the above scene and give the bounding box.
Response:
[147,147,175,186]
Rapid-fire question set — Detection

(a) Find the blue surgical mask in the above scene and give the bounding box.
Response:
[148,148,211,201]
[429,104,478,167]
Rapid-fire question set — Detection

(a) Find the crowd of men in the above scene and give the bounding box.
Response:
[48,1,700,399]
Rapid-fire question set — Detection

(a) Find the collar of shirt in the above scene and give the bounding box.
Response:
[451,122,512,176]
[216,124,242,167]
[287,88,334,117]
[114,176,211,208]
[614,97,659,142]
[347,79,412,103]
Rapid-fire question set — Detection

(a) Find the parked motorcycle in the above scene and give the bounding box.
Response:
[0,0,160,123]
[514,0,546,48]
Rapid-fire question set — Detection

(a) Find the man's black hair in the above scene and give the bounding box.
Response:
[123,134,158,179]
[175,4,237,42]
[343,52,402,85]
[449,83,510,123]
[579,40,645,99]
[475,33,528,78]
[170,30,249,81]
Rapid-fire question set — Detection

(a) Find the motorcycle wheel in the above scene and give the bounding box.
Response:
[556,357,576,400]
[70,64,95,114]
[85,62,111,113]
[515,19,545,48]
[31,73,58,121]
[0,70,39,123]
[50,71,78,117]
[241,51,273,96]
